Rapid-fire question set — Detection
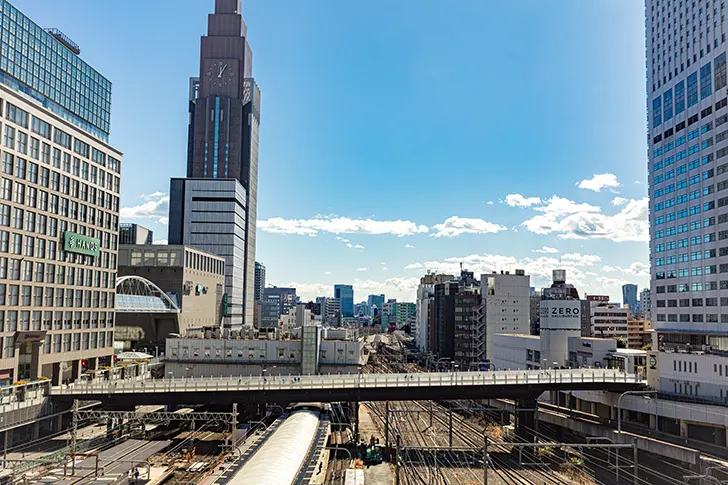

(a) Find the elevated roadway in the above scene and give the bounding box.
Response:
[50,369,643,408]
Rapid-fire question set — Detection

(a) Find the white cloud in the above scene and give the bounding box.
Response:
[577,173,622,192]
[487,201,494,205]
[533,246,559,254]
[611,197,628,206]
[634,181,642,185]
[121,193,170,225]
[287,282,332,299]
[404,262,423,270]
[405,244,415,249]
[431,216,507,238]
[259,217,428,237]
[140,191,166,200]
[533,196,601,217]
[560,253,601,266]
[383,267,389,271]
[505,194,542,207]
[626,262,649,277]
[336,236,350,243]
[356,268,369,272]
[600,262,649,278]
[353,244,365,249]
[152,239,168,245]
[324,271,332,275]
[521,196,648,242]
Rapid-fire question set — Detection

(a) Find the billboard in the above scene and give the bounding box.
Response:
[540,300,581,330]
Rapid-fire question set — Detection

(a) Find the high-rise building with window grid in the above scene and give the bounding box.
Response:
[0,1,122,385]
[647,0,728,402]
[169,0,260,330]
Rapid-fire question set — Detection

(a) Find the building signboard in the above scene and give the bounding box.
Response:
[64,232,100,257]
[540,300,581,330]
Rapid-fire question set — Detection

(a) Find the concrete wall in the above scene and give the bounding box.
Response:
[658,351,728,403]
[491,334,541,370]
[481,273,530,360]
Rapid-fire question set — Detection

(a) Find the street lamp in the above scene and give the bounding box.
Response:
[617,390,656,432]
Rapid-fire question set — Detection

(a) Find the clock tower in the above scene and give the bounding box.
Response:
[182,0,261,329]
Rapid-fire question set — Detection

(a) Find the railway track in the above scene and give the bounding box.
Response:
[363,351,594,485]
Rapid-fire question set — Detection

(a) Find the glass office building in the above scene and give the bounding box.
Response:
[0,0,112,141]
[334,284,354,318]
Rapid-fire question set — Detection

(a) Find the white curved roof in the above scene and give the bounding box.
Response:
[115,275,181,314]
[232,410,320,485]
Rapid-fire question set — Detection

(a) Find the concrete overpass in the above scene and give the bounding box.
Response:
[51,369,643,408]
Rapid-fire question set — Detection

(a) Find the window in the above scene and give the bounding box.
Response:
[687,71,699,107]
[716,52,727,90]
[31,117,51,140]
[16,132,27,155]
[3,126,15,150]
[676,80,686,114]
[6,103,28,128]
[701,62,713,99]
[664,88,674,121]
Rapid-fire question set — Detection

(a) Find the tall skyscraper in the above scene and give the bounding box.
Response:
[367,294,385,316]
[0,1,122,384]
[169,0,261,328]
[334,284,354,317]
[647,1,727,344]
[622,284,639,314]
[254,261,265,301]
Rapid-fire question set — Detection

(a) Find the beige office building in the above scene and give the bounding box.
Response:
[116,245,224,345]
[0,6,123,385]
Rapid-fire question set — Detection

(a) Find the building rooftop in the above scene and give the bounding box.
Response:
[494,333,541,340]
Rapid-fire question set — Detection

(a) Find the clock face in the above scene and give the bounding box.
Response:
[206,61,234,88]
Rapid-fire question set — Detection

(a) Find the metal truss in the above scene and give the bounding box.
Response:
[75,409,236,425]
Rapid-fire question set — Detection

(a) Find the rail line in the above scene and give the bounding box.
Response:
[362,344,595,485]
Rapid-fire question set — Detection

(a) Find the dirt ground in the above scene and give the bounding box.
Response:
[363,462,394,485]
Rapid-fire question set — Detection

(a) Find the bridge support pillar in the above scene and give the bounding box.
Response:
[515,397,538,444]
[679,419,689,438]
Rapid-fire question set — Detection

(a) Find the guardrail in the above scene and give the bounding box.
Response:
[51,369,642,395]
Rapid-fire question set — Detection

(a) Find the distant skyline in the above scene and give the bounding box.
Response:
[12,0,649,301]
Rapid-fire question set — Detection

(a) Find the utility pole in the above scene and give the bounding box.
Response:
[483,434,489,485]
[230,403,238,452]
[448,407,453,449]
[70,399,79,476]
[384,402,389,449]
[395,434,401,485]
[633,438,639,485]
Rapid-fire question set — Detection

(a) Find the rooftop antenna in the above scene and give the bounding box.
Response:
[460,262,463,272]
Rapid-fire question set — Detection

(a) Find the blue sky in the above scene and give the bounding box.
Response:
[14,0,649,302]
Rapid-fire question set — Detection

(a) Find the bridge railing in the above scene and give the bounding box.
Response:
[50,369,641,395]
